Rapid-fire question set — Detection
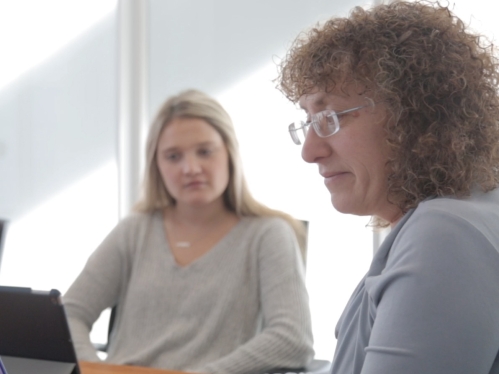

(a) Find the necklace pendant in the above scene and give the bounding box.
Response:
[176,241,191,248]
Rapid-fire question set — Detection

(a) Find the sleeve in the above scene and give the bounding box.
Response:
[200,218,315,374]
[62,217,134,362]
[362,209,499,374]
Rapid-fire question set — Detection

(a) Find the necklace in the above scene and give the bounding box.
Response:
[164,208,239,252]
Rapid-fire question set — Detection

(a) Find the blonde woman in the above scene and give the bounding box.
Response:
[64,90,314,374]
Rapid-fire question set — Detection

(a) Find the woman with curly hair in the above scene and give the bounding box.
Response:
[277,1,499,373]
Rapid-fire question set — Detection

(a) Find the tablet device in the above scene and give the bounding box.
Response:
[0,286,80,374]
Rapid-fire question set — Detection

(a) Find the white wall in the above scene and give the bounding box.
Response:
[0,0,119,343]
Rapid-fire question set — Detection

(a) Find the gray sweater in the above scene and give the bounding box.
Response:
[331,188,499,374]
[63,212,314,374]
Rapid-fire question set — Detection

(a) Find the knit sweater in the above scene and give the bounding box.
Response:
[63,212,314,374]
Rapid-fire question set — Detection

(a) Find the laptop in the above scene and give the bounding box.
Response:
[0,286,80,374]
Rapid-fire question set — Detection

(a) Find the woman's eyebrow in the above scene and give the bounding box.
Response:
[196,141,216,147]
[299,96,325,112]
[159,141,216,153]
[158,147,177,154]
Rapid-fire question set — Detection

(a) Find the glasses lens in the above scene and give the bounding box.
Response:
[289,122,308,145]
[314,111,340,137]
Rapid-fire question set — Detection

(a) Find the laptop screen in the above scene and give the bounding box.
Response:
[0,286,80,374]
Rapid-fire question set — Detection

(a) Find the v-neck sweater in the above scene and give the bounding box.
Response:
[63,211,314,374]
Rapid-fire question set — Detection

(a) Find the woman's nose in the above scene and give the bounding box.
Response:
[182,155,202,174]
[301,127,330,163]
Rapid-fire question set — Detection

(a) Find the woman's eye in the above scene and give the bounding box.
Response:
[198,148,213,157]
[165,153,180,161]
[335,112,354,124]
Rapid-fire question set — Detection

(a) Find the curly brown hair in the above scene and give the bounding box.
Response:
[277,0,499,214]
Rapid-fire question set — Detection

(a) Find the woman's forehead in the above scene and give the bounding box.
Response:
[298,80,371,110]
[298,88,355,112]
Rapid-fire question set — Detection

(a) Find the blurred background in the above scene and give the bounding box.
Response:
[0,0,497,361]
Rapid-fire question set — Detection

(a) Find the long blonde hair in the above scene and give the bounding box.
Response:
[134,89,307,257]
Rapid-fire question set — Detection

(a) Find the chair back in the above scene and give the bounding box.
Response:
[0,219,8,273]
[300,220,309,269]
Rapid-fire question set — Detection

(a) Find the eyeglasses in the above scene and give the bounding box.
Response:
[288,98,375,145]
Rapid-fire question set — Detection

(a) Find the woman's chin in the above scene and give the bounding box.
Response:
[330,195,368,216]
[331,195,354,214]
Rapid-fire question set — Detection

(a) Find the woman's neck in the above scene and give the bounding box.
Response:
[166,199,234,227]
[162,199,240,266]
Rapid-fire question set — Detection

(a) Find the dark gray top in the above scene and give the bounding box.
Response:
[332,188,499,374]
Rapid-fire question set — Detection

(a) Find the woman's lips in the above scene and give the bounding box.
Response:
[185,181,206,188]
[323,172,349,187]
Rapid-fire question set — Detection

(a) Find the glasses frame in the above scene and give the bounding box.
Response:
[288,98,374,145]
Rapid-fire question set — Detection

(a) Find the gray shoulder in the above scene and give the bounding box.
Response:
[397,188,499,254]
[110,210,160,238]
[411,188,499,229]
[241,216,294,235]
[119,211,157,226]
